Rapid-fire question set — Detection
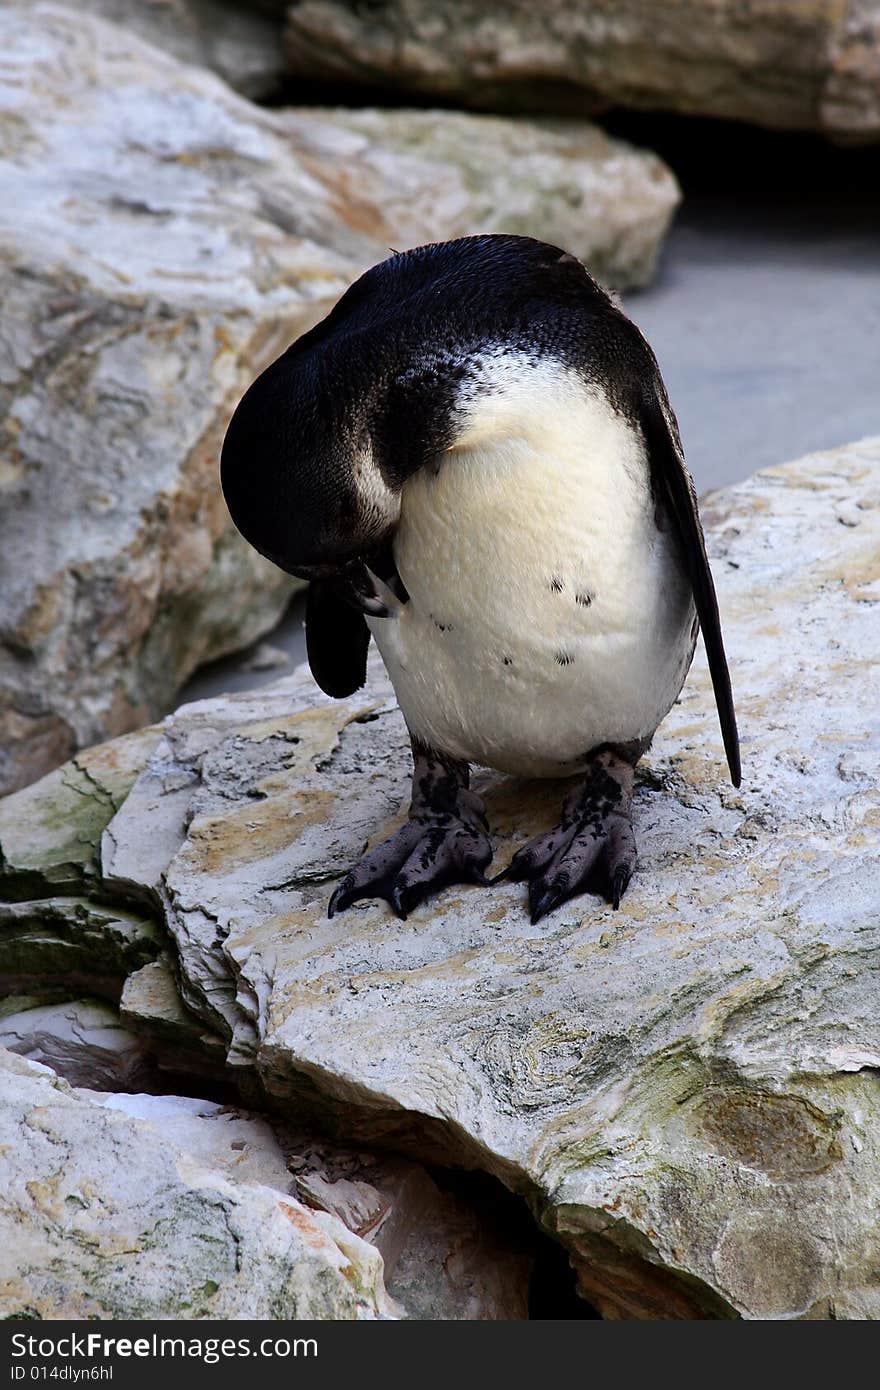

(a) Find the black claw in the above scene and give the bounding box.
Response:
[529,879,566,926]
[500,853,534,884]
[390,882,411,920]
[467,865,491,887]
[610,863,632,910]
[486,864,510,885]
[327,881,354,918]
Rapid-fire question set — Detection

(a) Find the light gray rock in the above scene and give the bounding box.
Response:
[0,5,679,795]
[0,4,371,795]
[282,0,880,141]
[120,956,229,1080]
[279,106,680,291]
[83,1090,297,1191]
[95,437,880,1318]
[0,1049,396,1319]
[0,994,155,1090]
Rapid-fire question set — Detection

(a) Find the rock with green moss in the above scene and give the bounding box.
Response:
[0,897,163,1000]
[279,106,680,291]
[0,727,162,899]
[0,727,164,997]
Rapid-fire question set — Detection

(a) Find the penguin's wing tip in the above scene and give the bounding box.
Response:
[306,580,371,699]
[637,373,742,796]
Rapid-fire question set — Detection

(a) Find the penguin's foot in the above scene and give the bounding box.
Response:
[328,743,492,920]
[498,746,642,925]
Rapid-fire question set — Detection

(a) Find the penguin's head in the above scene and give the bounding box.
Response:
[220,331,400,583]
[221,235,599,582]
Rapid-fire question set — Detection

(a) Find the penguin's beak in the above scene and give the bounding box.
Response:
[338,561,408,619]
[286,553,409,619]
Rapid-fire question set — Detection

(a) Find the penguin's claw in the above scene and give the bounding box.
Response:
[516,824,636,923]
[611,862,633,911]
[528,879,569,926]
[503,758,639,923]
[327,815,493,921]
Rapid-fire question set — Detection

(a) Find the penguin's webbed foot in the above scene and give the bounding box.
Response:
[498,746,640,925]
[328,743,491,920]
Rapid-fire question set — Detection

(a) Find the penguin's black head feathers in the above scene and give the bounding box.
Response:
[220,331,392,579]
[221,235,605,576]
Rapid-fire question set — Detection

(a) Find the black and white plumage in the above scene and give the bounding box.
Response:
[221,235,740,923]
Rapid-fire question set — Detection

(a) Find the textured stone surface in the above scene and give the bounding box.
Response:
[0,4,361,795]
[83,1090,297,1191]
[283,0,880,141]
[120,956,228,1080]
[50,0,288,98]
[0,994,155,1091]
[280,107,680,291]
[288,1138,532,1317]
[0,897,162,1001]
[0,1049,396,1319]
[73,438,880,1317]
[0,726,162,899]
[0,5,680,795]
[0,725,164,998]
[0,726,534,1317]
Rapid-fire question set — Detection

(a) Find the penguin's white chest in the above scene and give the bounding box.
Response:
[368,361,696,778]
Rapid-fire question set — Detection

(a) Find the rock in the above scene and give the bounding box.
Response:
[282,0,880,142]
[240,641,291,672]
[0,711,531,1316]
[0,4,370,796]
[288,1138,532,1317]
[1,6,679,795]
[0,994,156,1090]
[0,726,164,998]
[0,897,162,1001]
[279,106,680,291]
[0,1049,396,1319]
[83,1090,297,1191]
[47,0,288,99]
[120,956,229,1080]
[0,726,162,899]
[82,436,880,1318]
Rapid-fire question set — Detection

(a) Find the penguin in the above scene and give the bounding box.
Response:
[221,235,740,924]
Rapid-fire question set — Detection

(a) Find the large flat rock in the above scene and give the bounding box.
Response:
[283,0,880,142]
[90,437,880,1318]
[0,4,679,795]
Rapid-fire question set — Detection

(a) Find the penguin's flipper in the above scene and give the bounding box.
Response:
[305,579,371,698]
[639,379,742,788]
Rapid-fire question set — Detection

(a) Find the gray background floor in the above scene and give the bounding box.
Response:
[181,117,880,703]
